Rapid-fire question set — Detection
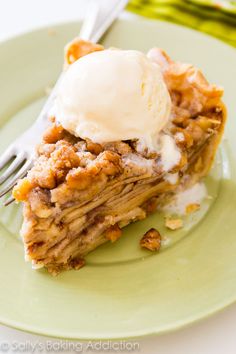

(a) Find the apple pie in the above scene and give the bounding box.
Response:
[13,39,226,275]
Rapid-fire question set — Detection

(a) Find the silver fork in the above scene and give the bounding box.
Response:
[0,0,128,206]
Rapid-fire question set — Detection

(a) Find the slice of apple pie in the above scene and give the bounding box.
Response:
[13,39,226,274]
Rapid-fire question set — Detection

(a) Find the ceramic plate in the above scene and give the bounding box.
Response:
[0,16,236,339]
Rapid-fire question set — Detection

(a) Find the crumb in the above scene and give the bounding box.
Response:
[105,224,122,243]
[185,203,200,214]
[140,228,161,251]
[165,217,183,230]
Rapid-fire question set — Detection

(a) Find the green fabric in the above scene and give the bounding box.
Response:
[127,0,236,46]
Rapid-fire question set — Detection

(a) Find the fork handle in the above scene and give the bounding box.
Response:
[80,0,129,43]
[29,2,101,133]
[79,1,100,41]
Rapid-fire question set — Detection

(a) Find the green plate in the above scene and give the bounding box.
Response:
[0,16,236,340]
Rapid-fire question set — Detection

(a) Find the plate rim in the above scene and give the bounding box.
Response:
[0,295,235,340]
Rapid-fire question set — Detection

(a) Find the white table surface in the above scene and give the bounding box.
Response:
[0,1,236,353]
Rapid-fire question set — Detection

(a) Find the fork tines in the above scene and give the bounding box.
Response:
[0,153,33,205]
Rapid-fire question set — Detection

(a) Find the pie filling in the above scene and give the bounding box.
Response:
[13,40,226,275]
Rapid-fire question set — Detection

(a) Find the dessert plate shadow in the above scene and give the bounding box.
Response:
[0,16,236,339]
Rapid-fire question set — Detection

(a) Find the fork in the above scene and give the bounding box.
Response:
[0,0,128,206]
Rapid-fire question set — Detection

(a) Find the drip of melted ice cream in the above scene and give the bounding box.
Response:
[163,182,207,215]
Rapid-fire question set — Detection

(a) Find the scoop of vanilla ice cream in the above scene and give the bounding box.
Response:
[55,49,171,149]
